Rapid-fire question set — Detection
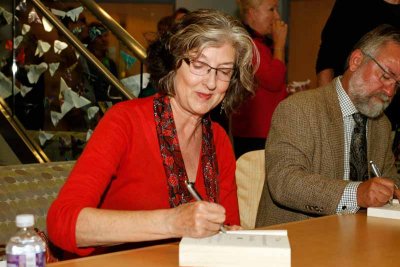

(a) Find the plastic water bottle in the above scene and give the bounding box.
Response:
[6,214,46,267]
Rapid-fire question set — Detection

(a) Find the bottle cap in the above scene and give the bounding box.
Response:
[16,214,35,227]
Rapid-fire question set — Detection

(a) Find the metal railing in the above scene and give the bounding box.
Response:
[79,0,147,62]
[30,0,141,100]
[2,0,149,163]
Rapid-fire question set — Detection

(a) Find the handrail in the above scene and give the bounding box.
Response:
[29,0,136,100]
[79,0,147,62]
[0,98,49,163]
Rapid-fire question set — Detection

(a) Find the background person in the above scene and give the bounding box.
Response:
[87,21,119,102]
[172,7,190,22]
[140,9,190,98]
[316,0,400,87]
[47,9,257,256]
[315,0,400,133]
[231,0,288,158]
[257,24,400,227]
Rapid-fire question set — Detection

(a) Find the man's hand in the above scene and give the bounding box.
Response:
[357,177,396,207]
[394,186,400,200]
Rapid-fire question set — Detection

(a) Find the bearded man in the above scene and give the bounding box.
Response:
[256,24,400,226]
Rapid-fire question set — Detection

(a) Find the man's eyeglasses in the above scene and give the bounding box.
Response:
[183,58,235,82]
[361,50,400,91]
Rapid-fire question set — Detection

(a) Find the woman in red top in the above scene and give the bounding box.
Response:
[232,0,288,158]
[47,9,258,256]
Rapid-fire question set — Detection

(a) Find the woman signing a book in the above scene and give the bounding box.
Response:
[47,9,258,257]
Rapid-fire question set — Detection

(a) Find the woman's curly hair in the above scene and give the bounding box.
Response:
[146,9,259,115]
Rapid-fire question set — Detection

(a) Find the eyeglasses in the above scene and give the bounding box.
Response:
[183,58,235,82]
[361,50,400,92]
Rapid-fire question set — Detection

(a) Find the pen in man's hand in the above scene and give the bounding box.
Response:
[185,180,227,233]
[369,160,397,205]
[369,160,382,177]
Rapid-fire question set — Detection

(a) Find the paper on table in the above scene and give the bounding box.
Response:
[287,79,311,94]
[226,230,287,236]
[179,230,290,267]
[187,230,288,247]
[367,199,400,220]
[289,79,311,88]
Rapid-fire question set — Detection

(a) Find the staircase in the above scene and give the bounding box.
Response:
[0,0,151,164]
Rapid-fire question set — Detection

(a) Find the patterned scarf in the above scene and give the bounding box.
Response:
[153,94,219,207]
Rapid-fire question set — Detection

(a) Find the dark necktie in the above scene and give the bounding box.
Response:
[349,113,368,181]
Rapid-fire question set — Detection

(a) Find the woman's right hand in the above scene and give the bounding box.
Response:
[166,201,226,238]
[272,19,288,50]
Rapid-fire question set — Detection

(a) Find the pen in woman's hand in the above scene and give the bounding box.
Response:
[185,181,227,233]
[369,160,398,205]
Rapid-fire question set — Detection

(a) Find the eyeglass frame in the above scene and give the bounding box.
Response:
[183,58,236,82]
[360,50,400,91]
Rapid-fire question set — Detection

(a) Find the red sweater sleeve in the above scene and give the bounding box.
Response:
[47,102,133,256]
[253,37,286,92]
[231,37,287,138]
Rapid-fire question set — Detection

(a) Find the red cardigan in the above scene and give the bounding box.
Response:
[232,36,287,138]
[47,96,240,256]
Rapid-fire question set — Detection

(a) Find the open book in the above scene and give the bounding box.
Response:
[179,230,290,267]
[367,199,400,219]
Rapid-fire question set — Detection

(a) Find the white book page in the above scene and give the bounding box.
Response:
[181,230,289,249]
[367,199,400,219]
[372,199,400,210]
[226,230,287,236]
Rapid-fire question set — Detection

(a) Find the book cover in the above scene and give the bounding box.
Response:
[179,230,290,267]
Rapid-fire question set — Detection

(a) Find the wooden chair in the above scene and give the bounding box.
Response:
[235,149,265,229]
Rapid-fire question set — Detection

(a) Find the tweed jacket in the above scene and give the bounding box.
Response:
[256,80,400,227]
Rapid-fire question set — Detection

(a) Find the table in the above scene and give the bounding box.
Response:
[48,213,400,267]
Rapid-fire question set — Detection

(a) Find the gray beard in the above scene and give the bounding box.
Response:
[348,74,390,118]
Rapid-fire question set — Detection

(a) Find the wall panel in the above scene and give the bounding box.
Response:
[287,0,335,88]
